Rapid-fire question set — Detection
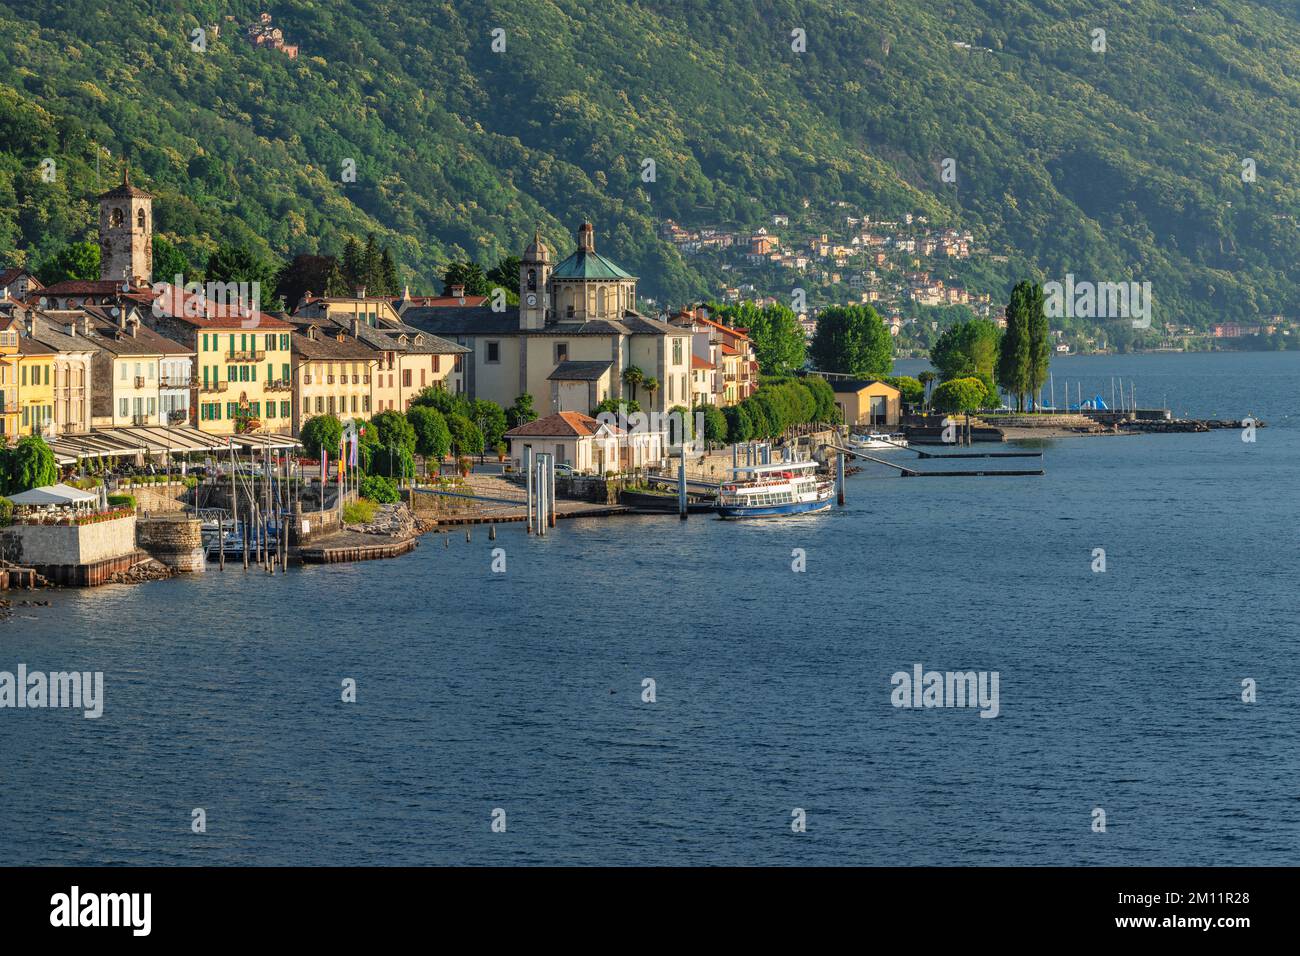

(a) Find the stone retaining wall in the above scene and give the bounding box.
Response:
[136,515,205,572]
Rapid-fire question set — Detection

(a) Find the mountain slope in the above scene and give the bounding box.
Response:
[2,0,1300,328]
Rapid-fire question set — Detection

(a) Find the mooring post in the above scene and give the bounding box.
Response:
[837,452,846,506]
[524,446,534,534]
[732,443,738,471]
[678,443,688,520]
[548,453,556,528]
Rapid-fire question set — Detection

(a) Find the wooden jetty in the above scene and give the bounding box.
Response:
[826,442,1044,478]
[298,537,419,564]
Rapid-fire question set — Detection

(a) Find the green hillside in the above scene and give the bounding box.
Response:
[2,0,1300,328]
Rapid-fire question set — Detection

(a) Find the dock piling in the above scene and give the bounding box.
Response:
[837,452,846,506]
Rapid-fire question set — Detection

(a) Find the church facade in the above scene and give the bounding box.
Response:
[401,223,693,417]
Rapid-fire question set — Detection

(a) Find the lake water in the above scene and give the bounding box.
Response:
[2,351,1297,865]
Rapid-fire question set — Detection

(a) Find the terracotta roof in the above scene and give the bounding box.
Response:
[151,284,291,330]
[691,354,715,370]
[0,267,40,289]
[98,170,154,200]
[720,343,738,356]
[504,411,612,438]
[39,279,149,297]
[693,314,750,341]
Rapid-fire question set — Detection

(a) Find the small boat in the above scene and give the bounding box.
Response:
[716,460,834,519]
[849,432,909,450]
[205,523,282,560]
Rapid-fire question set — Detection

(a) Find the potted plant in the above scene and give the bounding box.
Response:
[495,442,507,463]
[457,456,472,477]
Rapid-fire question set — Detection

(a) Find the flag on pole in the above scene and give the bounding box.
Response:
[321,449,327,483]
[349,428,359,468]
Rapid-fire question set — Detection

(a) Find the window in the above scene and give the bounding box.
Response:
[120,364,127,381]
[119,398,128,418]
[282,363,290,383]
[227,402,237,419]
[403,369,412,387]
[136,208,146,230]
[147,398,156,416]
[147,364,154,380]
[421,369,426,387]
[266,334,275,351]
[555,342,568,363]
[281,401,291,418]
[315,397,323,413]
[250,365,256,382]
[350,395,358,413]
[111,207,124,228]
[250,402,260,418]
[228,365,236,382]
[527,268,537,292]
[265,402,275,419]
[485,341,500,363]
[363,395,371,412]
[433,355,441,373]
[280,334,290,351]
[673,338,683,365]
[328,396,336,414]
[20,366,26,386]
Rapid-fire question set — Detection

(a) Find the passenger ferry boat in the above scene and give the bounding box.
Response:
[716,460,835,519]
[849,432,909,450]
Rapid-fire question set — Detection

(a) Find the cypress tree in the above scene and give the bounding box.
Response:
[1026,283,1051,411]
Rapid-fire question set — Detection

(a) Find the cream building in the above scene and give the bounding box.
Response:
[403,223,691,418]
[290,324,380,431]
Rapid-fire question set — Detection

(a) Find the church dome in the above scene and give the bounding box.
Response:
[524,230,550,262]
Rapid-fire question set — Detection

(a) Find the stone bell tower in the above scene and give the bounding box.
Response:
[98,167,154,284]
[519,230,551,330]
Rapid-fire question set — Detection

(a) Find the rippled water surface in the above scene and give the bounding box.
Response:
[2,351,1297,865]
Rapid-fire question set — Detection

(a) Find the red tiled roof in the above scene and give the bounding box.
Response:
[691,354,714,370]
[504,411,618,438]
[694,314,750,341]
[39,279,150,296]
[152,283,291,330]
[720,343,739,356]
[0,267,40,289]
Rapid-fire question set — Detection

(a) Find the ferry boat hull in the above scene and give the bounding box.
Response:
[717,495,833,519]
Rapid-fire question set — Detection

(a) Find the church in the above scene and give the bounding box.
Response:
[401,223,693,417]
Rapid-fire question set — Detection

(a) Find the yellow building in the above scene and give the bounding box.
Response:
[828,378,902,428]
[144,285,295,435]
[0,321,57,437]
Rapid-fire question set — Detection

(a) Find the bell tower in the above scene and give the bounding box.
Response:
[519,230,551,330]
[98,167,154,284]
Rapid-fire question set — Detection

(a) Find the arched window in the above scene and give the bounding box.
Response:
[110,207,124,228]
[136,208,146,230]
[527,269,537,292]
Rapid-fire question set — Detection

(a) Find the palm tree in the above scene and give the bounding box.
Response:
[918,371,936,410]
[622,365,644,404]
[643,376,659,409]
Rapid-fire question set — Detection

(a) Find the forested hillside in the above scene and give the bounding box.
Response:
[3,0,1300,326]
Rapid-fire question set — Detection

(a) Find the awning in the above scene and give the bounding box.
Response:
[6,483,99,506]
[45,426,300,465]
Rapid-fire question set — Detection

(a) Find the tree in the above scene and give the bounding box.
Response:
[621,365,644,403]
[933,318,1001,386]
[592,397,640,417]
[275,254,344,307]
[667,404,692,443]
[714,301,806,375]
[0,436,57,495]
[406,405,451,467]
[441,261,490,296]
[470,399,507,457]
[152,235,189,283]
[505,393,538,429]
[412,385,467,417]
[642,377,660,407]
[370,409,417,457]
[885,376,924,406]
[801,375,840,422]
[378,247,400,297]
[931,378,987,414]
[997,283,1033,412]
[205,244,281,307]
[723,403,754,444]
[809,304,892,378]
[446,412,484,457]
[299,414,343,460]
[700,405,728,449]
[486,255,521,290]
[1025,283,1051,410]
[36,241,99,285]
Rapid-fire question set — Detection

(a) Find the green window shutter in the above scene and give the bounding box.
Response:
[251,365,257,382]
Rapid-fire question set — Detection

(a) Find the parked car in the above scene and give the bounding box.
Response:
[554,463,575,477]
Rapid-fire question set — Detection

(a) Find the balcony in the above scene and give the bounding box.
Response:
[303,374,313,384]
[132,413,150,425]
[199,381,229,394]
[326,375,335,384]
[265,379,292,392]
[352,374,360,384]
[134,376,146,388]
[226,350,266,362]
[159,376,189,388]
[168,409,189,424]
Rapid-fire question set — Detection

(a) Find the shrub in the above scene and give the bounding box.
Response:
[343,498,380,524]
[107,493,137,510]
[0,496,12,526]
[359,474,400,503]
